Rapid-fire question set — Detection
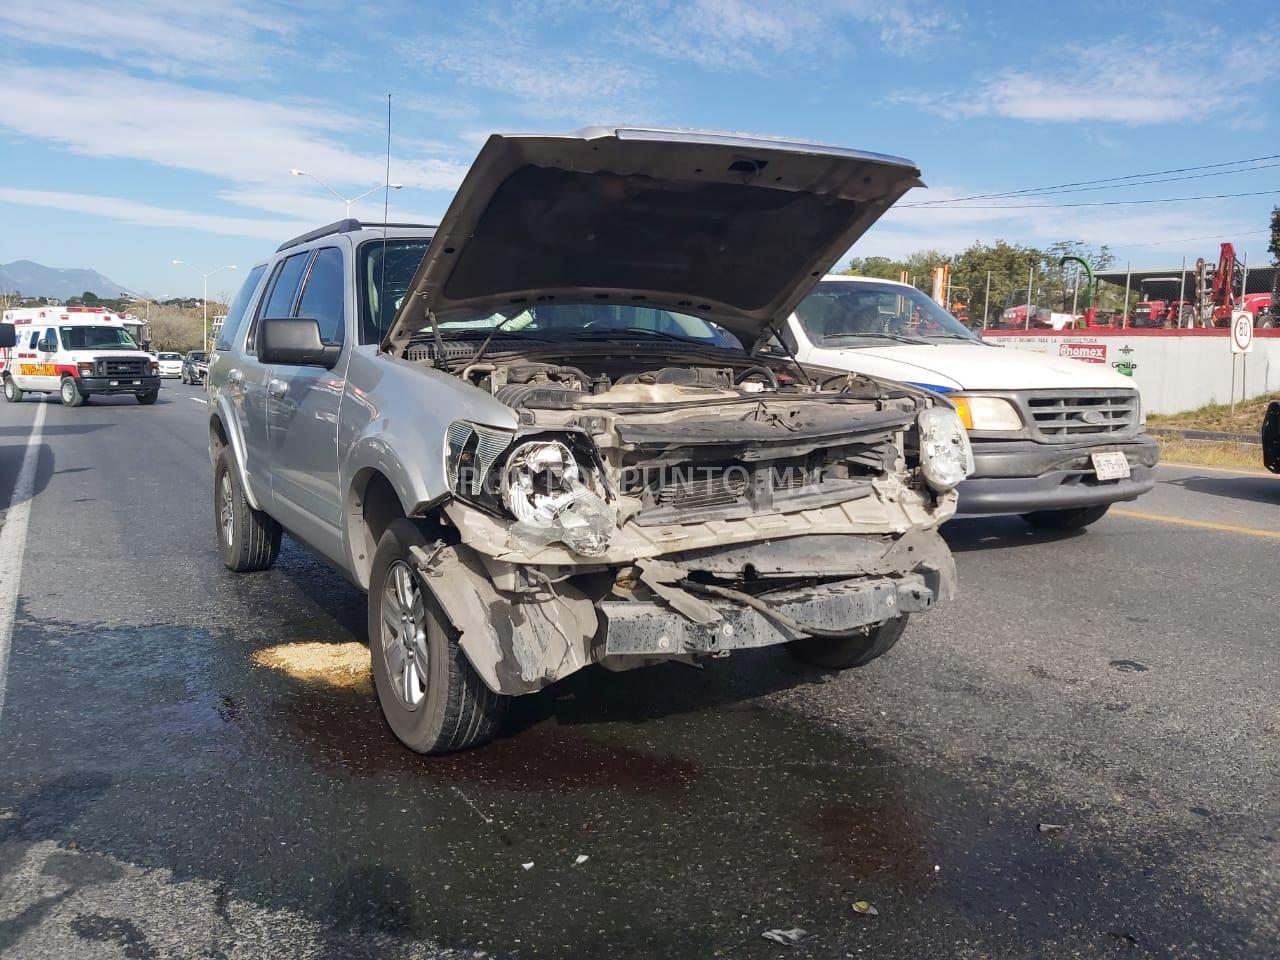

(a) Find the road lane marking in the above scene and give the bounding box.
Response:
[1158,461,1275,478]
[1112,508,1280,540]
[0,400,48,721]
[189,397,208,404]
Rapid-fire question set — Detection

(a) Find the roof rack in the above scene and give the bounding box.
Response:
[276,219,437,252]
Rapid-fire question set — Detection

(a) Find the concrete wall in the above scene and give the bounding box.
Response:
[983,329,1280,415]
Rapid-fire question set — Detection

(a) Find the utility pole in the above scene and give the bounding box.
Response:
[983,270,992,330]
[1122,261,1131,327]
[1024,265,1034,330]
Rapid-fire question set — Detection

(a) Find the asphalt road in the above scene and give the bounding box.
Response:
[0,385,1276,960]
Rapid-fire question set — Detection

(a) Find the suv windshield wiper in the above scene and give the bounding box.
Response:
[920,332,979,341]
[820,332,930,345]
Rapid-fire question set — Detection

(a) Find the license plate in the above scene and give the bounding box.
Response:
[1091,451,1130,480]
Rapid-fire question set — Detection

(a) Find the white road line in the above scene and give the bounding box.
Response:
[0,400,48,721]
[189,396,208,404]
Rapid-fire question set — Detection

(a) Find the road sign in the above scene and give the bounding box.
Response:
[1230,312,1254,354]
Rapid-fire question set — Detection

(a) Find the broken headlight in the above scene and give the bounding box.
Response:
[445,421,514,496]
[917,407,974,492]
[500,439,613,557]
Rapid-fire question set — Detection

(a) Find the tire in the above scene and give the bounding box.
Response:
[136,388,159,405]
[60,377,85,407]
[786,615,909,670]
[2,377,23,403]
[1021,504,1110,531]
[213,446,282,572]
[368,519,509,754]
[181,371,189,384]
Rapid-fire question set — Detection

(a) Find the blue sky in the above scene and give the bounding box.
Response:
[1,0,1277,299]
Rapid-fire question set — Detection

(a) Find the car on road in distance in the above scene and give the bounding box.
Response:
[182,351,209,384]
[780,275,1158,529]
[207,126,973,754]
[0,309,161,406]
[156,351,184,378]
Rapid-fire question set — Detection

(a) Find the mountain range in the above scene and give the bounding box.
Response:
[0,260,135,300]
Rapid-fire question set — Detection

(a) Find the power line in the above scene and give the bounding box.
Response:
[902,153,1280,207]
[1107,230,1270,250]
[904,188,1280,210]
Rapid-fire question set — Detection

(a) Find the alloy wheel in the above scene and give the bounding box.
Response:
[380,560,429,710]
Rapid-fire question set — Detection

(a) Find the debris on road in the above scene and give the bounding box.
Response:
[852,900,879,916]
[761,928,809,945]
[521,862,534,871]
[250,641,372,693]
[574,854,589,865]
[1037,823,1066,833]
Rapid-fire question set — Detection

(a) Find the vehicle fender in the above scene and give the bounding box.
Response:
[209,391,262,512]
[1263,401,1280,474]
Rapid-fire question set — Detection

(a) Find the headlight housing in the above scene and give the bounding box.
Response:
[952,395,1023,431]
[917,407,974,492]
[501,439,613,556]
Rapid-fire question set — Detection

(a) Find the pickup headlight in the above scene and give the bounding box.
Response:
[917,407,974,492]
[951,395,1023,431]
[501,439,613,556]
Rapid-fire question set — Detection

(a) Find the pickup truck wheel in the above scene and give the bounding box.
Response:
[60,377,85,407]
[1021,504,1110,531]
[136,388,159,405]
[368,519,509,754]
[2,377,23,403]
[213,447,282,571]
[786,615,908,670]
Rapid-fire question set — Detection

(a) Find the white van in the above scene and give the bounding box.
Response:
[0,308,161,406]
[781,276,1158,530]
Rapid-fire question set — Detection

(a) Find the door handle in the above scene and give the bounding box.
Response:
[268,378,289,398]
[227,368,243,384]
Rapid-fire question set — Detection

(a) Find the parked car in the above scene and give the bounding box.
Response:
[156,351,184,378]
[182,351,208,384]
[208,127,972,754]
[779,275,1158,529]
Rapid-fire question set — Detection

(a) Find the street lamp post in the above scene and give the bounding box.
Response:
[289,169,403,218]
[173,261,236,350]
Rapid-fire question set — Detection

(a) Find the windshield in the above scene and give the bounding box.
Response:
[159,353,182,360]
[435,303,740,348]
[795,280,978,346]
[358,238,431,344]
[190,352,208,361]
[59,326,138,351]
[358,237,741,349]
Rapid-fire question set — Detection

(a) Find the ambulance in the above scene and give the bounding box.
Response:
[0,306,161,406]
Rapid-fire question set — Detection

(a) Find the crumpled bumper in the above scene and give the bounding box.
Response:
[600,572,938,657]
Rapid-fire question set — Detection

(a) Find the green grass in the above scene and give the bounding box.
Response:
[1157,439,1264,472]
[1148,393,1279,435]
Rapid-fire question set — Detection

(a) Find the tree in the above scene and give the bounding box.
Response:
[1269,206,1280,266]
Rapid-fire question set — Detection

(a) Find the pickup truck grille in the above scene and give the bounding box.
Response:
[1023,390,1138,442]
[96,357,149,377]
[654,466,751,510]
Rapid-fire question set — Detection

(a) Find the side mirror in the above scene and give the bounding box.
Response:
[37,338,55,353]
[258,317,341,369]
[0,323,15,349]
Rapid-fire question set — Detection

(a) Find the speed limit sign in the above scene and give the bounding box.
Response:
[1231,311,1254,354]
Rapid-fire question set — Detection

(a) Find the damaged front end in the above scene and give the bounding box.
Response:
[411,353,964,695]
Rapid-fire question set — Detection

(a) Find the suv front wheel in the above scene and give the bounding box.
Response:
[368,519,509,754]
[786,615,908,669]
[60,377,85,407]
[213,446,282,571]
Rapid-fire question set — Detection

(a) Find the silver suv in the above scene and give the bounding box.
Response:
[208,127,971,754]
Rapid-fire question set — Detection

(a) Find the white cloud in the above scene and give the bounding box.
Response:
[0,188,304,240]
[0,0,293,78]
[901,32,1278,126]
[0,65,470,193]
[216,186,442,225]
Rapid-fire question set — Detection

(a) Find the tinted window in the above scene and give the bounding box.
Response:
[263,253,310,320]
[296,247,345,345]
[28,331,39,349]
[215,263,266,352]
[42,327,58,350]
[58,326,137,350]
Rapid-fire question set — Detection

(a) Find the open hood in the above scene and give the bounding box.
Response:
[384,126,922,351]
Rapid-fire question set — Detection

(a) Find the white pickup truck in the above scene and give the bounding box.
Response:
[780,275,1159,530]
